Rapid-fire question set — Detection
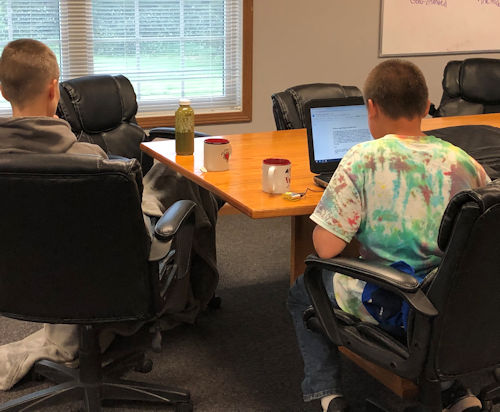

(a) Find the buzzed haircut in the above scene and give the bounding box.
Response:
[363,59,428,120]
[0,38,59,107]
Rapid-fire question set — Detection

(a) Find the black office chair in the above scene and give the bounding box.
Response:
[303,181,500,411]
[430,58,500,117]
[271,83,363,130]
[0,154,197,412]
[56,74,152,173]
[57,74,212,176]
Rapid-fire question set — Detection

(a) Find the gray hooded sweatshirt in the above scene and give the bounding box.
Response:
[0,116,107,158]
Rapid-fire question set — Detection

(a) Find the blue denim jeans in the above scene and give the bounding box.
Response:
[287,271,342,402]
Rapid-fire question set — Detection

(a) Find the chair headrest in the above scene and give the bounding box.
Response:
[285,83,362,126]
[58,74,138,134]
[271,83,363,129]
[0,152,136,173]
[461,58,500,104]
[443,58,500,104]
[0,153,143,197]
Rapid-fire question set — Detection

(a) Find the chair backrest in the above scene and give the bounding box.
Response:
[57,74,147,169]
[271,83,362,130]
[0,154,153,324]
[421,181,500,378]
[433,58,500,117]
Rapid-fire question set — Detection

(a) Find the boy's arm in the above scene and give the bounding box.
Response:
[313,225,347,259]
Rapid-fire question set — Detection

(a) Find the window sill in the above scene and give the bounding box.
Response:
[137,108,252,129]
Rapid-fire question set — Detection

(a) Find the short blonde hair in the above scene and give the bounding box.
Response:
[364,59,428,120]
[0,38,59,107]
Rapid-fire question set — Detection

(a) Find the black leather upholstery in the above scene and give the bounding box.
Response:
[424,125,500,181]
[0,154,194,411]
[149,126,210,140]
[304,180,500,410]
[57,74,149,172]
[432,58,500,117]
[271,83,362,130]
[0,155,148,323]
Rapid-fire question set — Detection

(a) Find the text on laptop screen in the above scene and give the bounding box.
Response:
[310,105,372,163]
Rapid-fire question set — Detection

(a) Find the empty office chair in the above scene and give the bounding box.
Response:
[430,58,500,117]
[0,154,197,411]
[271,83,362,130]
[57,74,213,175]
[303,181,500,411]
[56,74,152,172]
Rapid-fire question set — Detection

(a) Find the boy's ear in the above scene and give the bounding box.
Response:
[422,99,431,118]
[366,98,378,117]
[48,79,58,100]
[0,85,8,102]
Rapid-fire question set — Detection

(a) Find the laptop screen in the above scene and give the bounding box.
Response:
[305,97,373,174]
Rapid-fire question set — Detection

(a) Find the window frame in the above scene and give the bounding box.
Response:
[137,0,253,129]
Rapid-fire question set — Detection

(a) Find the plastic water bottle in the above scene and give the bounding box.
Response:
[175,98,195,155]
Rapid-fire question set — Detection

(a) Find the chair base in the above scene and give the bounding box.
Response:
[0,324,192,412]
[0,359,192,412]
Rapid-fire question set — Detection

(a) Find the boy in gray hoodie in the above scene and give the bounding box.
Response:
[0,38,106,157]
[0,38,109,391]
[0,38,220,392]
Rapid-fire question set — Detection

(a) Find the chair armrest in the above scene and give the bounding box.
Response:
[148,127,210,140]
[148,127,175,140]
[149,200,196,261]
[154,199,196,241]
[304,255,438,317]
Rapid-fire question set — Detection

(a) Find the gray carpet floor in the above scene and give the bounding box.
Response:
[0,214,497,411]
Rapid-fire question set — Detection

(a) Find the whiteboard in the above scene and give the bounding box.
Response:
[379,0,500,56]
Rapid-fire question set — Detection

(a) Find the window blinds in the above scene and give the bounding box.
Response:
[0,0,243,116]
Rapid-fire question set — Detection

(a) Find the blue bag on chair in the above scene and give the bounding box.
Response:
[361,261,425,335]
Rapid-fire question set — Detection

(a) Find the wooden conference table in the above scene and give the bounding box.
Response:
[141,113,500,285]
[141,113,500,399]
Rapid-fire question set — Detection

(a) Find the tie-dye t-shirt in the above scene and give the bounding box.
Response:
[310,134,490,323]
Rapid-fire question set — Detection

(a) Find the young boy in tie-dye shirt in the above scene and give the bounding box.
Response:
[287,60,489,412]
[313,134,488,325]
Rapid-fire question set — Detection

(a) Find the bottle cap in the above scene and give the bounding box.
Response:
[179,98,191,105]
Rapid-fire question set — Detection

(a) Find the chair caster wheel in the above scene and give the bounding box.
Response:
[208,295,221,309]
[176,401,193,412]
[134,358,153,373]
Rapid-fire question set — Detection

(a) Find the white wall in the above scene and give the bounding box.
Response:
[199,0,500,136]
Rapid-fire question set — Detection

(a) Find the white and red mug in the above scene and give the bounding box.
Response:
[203,138,232,171]
[262,158,291,194]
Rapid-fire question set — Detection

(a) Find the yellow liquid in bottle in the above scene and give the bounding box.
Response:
[175,104,195,155]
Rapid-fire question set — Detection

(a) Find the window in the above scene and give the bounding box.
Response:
[0,0,252,127]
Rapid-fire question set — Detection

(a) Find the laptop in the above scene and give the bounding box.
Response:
[305,97,373,188]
